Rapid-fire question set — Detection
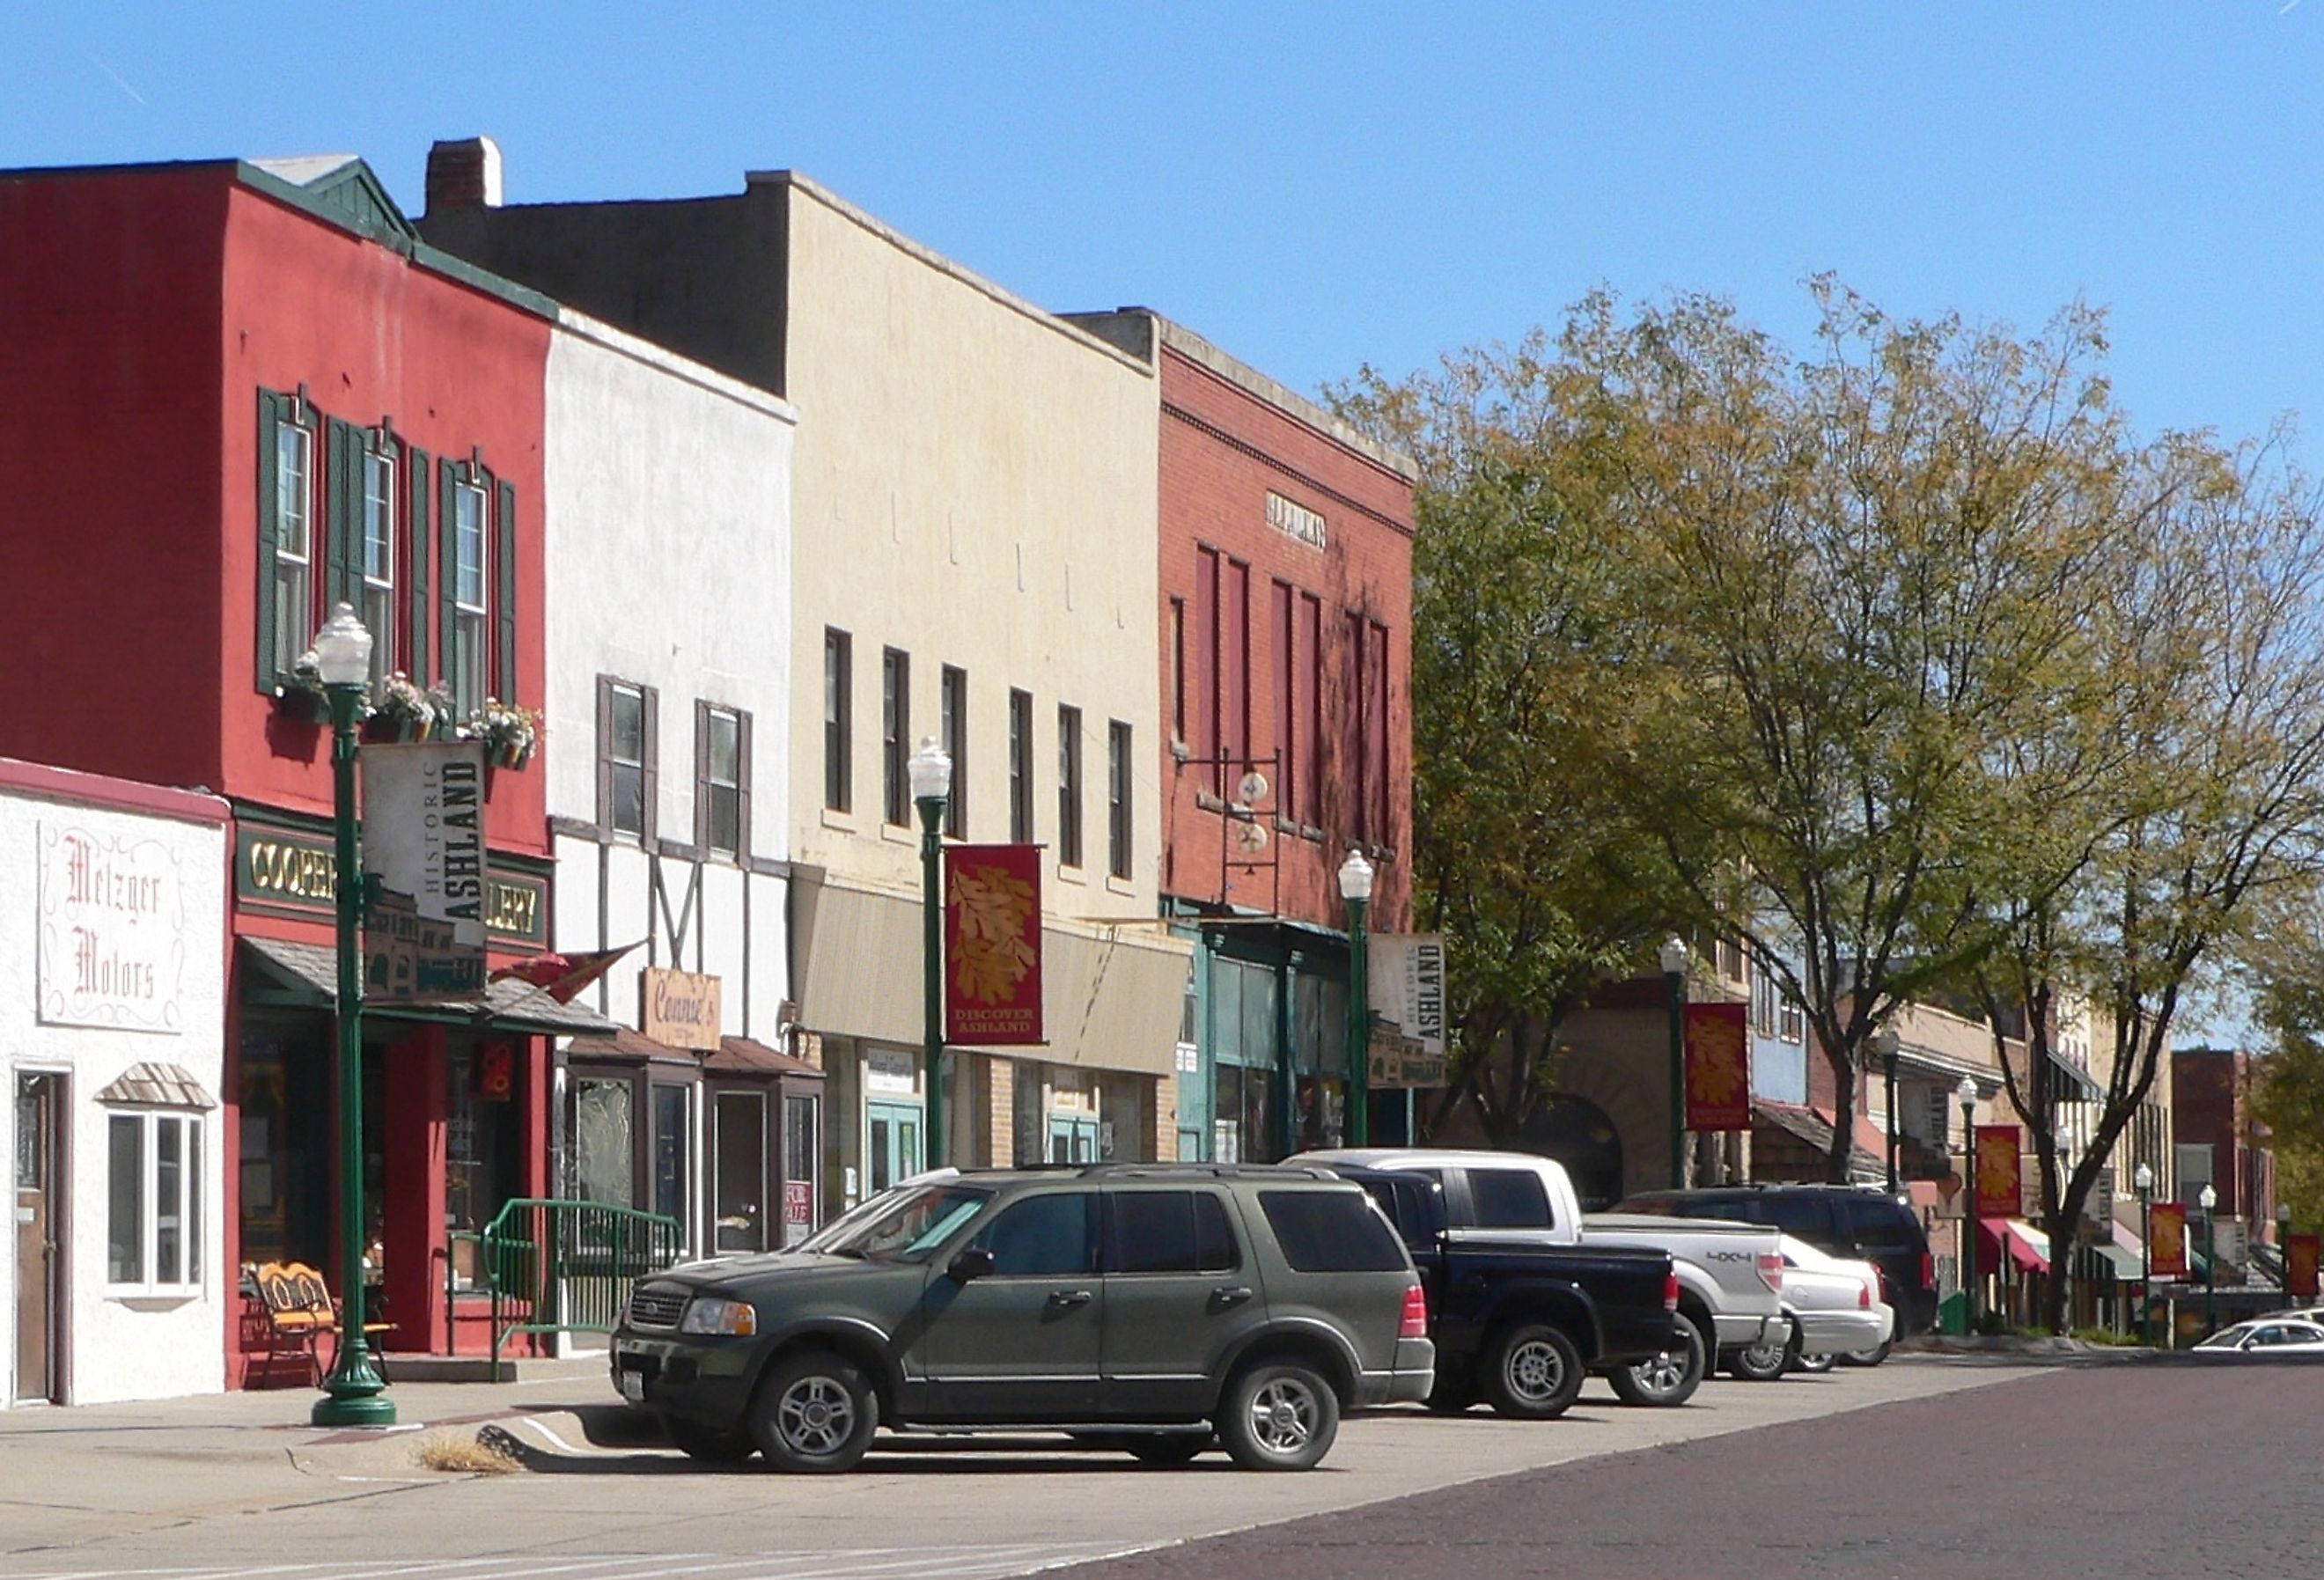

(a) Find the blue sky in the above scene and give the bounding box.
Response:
[4,4,2318,456]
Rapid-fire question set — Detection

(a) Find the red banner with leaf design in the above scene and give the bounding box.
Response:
[2289,1232,2320,1300]
[1975,1125,2022,1219]
[2149,1202,2188,1279]
[945,844,1044,1047]
[1684,1003,1752,1132]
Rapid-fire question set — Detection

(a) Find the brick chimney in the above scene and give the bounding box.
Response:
[424,136,504,212]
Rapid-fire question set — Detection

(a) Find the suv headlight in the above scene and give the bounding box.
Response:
[679,1297,758,1336]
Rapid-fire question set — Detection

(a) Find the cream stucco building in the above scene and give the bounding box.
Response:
[425,163,1192,1212]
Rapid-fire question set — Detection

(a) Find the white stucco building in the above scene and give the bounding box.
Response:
[425,159,1195,1212]
[538,311,817,1257]
[3,759,230,1407]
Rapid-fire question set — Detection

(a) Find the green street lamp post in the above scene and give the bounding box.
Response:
[2133,1161,2154,1346]
[1659,937,1688,1189]
[1340,850,1374,1148]
[2199,1183,2217,1337]
[310,605,393,1428]
[909,737,953,1171]
[1958,1076,1980,1337]
[1872,1026,1901,1193]
[2278,1200,2295,1311]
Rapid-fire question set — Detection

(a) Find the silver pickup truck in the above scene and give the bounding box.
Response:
[1297,1150,1791,1385]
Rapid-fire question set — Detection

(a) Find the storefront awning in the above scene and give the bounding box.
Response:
[239,936,618,1035]
[94,1062,217,1109]
[794,878,1190,1076]
[1977,1218,2050,1275]
[2090,1244,2145,1282]
[1751,1100,1885,1176]
[564,1025,700,1066]
[708,1035,825,1080]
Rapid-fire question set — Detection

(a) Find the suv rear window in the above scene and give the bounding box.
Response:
[1840,1195,1920,1250]
[1110,1190,1239,1274]
[1258,1189,1408,1272]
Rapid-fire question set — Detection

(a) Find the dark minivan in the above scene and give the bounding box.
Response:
[1615,1185,1938,1337]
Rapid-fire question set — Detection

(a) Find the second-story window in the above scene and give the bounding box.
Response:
[882,648,911,827]
[362,445,396,680]
[599,677,657,841]
[450,480,489,713]
[697,702,749,857]
[824,628,852,813]
[1108,720,1132,880]
[272,413,313,680]
[941,665,968,838]
[1009,688,1034,843]
[1058,703,1084,868]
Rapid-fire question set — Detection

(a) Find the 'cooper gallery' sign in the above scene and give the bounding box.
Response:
[361,742,489,1000]
[37,822,186,1033]
[641,966,724,1051]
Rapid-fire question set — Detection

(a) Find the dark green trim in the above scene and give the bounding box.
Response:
[438,458,460,702]
[232,814,549,944]
[255,388,285,692]
[408,445,431,686]
[495,478,518,702]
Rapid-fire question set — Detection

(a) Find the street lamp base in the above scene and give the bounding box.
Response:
[312,1390,397,1428]
[312,1351,395,1427]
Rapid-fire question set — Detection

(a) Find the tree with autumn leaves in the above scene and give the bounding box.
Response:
[1337,282,2324,1326]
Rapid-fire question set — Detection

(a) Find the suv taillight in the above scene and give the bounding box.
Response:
[1921,1253,1937,1291]
[1400,1283,1429,1340]
[1756,1252,1783,1294]
[1663,1273,1680,1312]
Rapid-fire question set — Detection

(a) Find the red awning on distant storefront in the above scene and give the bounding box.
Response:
[1977,1218,2049,1275]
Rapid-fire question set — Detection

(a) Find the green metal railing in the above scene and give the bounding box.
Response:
[450,1199,685,1379]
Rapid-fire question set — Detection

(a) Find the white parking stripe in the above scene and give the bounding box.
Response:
[1,1549,1142,1580]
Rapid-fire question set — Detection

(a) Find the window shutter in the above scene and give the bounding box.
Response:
[694,698,712,848]
[325,418,358,614]
[639,684,660,842]
[735,708,754,860]
[407,446,431,687]
[438,459,460,700]
[496,479,518,702]
[255,389,283,692]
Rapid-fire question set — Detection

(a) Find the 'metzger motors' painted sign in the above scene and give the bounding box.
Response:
[361,742,489,1001]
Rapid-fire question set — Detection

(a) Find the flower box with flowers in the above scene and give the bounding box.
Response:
[364,673,451,744]
[471,699,543,770]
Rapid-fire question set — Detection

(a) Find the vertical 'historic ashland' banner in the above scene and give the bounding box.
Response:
[1683,1003,1752,1131]
[1975,1124,2023,1219]
[945,844,1043,1046]
[361,741,489,1001]
[2149,1202,2189,1279]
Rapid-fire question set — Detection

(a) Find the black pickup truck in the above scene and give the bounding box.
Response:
[1330,1164,1693,1417]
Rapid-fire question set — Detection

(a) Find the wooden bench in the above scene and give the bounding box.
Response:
[246,1261,393,1385]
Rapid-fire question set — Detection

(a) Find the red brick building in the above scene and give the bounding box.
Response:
[2172,1047,2278,1231]
[1070,312,1416,1159]
[0,157,602,1384]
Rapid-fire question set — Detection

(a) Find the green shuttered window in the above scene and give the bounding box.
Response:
[255,388,315,691]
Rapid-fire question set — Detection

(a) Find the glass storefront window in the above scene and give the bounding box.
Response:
[1240,963,1278,1069]
[238,1026,329,1270]
[783,1093,817,1246]
[572,1077,635,1205]
[447,1045,520,1250]
[1215,1064,1276,1164]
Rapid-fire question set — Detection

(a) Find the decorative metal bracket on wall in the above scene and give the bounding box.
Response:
[1173,748,1284,919]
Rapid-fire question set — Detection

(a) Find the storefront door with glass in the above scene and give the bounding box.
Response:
[1048,1113,1099,1163]
[867,1100,923,1194]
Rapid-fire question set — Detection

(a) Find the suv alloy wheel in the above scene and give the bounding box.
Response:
[749,1349,879,1473]
[1726,1319,1801,1382]
[1218,1360,1340,1470]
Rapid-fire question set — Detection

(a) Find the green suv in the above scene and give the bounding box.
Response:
[612,1163,1433,1473]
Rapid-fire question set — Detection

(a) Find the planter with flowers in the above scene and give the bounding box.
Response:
[272,652,330,724]
[472,698,543,770]
[363,672,450,744]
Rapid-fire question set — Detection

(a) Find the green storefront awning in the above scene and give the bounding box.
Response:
[2090,1244,2144,1282]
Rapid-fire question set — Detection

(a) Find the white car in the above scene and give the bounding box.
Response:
[1761,1235,1891,1371]
[2192,1319,2324,1356]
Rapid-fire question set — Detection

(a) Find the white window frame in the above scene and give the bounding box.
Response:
[607,681,649,841]
[106,1108,204,1296]
[452,479,490,712]
[702,703,744,856]
[362,445,397,679]
[274,421,313,676]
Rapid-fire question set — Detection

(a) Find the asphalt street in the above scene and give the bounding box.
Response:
[2,1356,2054,1579]
[1044,1357,2324,1580]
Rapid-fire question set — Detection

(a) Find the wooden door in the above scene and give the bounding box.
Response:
[14,1073,62,1403]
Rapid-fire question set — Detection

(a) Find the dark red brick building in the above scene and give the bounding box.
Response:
[2172,1047,2278,1232]
[0,157,599,1384]
[1070,311,1416,1160]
